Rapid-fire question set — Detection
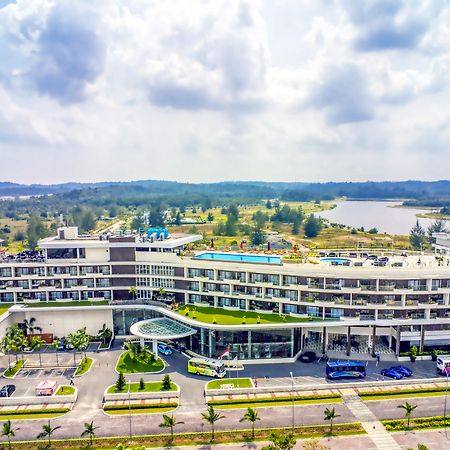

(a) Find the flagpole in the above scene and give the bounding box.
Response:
[228,350,231,379]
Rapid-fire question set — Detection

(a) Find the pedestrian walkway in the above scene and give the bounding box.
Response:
[343,393,401,450]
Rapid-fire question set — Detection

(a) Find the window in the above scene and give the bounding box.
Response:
[47,248,78,259]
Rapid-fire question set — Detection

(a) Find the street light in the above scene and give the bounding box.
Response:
[128,379,132,440]
[444,369,450,438]
[290,371,295,432]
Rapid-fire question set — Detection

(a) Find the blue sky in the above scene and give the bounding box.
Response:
[0,0,449,184]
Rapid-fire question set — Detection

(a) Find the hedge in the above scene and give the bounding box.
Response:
[208,393,341,406]
[359,387,448,397]
[0,408,69,417]
[104,402,178,411]
[384,415,450,431]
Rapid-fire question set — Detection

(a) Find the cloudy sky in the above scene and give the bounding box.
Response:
[0,0,449,184]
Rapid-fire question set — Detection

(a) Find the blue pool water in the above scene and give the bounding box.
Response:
[194,252,281,264]
[321,257,352,265]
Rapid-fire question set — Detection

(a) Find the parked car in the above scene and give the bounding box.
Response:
[389,366,412,377]
[58,339,66,351]
[157,343,173,356]
[0,385,15,397]
[381,368,403,380]
[299,351,317,363]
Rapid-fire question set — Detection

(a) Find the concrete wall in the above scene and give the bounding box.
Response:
[0,390,77,407]
[103,390,179,402]
[8,307,113,338]
[85,247,109,262]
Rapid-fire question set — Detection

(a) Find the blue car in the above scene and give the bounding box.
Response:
[381,368,403,380]
[390,366,412,377]
[157,343,173,356]
[327,371,365,380]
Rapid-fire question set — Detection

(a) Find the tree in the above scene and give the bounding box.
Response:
[128,287,137,300]
[251,228,265,246]
[26,215,48,249]
[97,323,112,345]
[292,216,301,235]
[80,210,96,233]
[252,210,268,229]
[207,212,214,222]
[50,340,60,366]
[262,432,296,450]
[139,377,145,390]
[266,200,272,209]
[323,407,340,434]
[174,212,182,225]
[81,421,99,447]
[201,405,225,441]
[36,420,61,448]
[427,219,447,240]
[2,420,19,450]
[159,414,184,443]
[398,401,417,429]
[29,335,46,367]
[239,407,260,439]
[410,220,426,250]
[304,215,322,238]
[19,317,42,336]
[115,372,126,391]
[302,439,330,450]
[227,204,239,221]
[162,374,172,391]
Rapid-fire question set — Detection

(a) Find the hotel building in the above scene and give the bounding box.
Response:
[1,227,450,363]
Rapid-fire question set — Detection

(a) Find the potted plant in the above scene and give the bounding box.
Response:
[410,345,418,362]
[432,349,439,361]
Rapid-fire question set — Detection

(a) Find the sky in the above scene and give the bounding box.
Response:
[0,0,449,184]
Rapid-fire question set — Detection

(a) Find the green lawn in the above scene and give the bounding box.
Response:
[75,357,93,376]
[116,351,165,374]
[0,409,69,420]
[24,300,109,308]
[175,305,322,325]
[105,406,177,415]
[360,390,448,401]
[55,385,75,396]
[207,378,253,389]
[0,303,13,316]
[107,381,177,394]
[4,359,24,377]
[211,397,342,409]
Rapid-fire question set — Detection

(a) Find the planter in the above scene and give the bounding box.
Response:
[410,356,416,362]
[432,354,438,361]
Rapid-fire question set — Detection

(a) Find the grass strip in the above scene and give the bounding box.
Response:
[0,408,69,420]
[55,385,75,396]
[4,359,24,377]
[214,397,342,409]
[383,415,450,432]
[5,422,365,449]
[105,406,177,415]
[74,357,93,376]
[359,387,449,401]
[208,393,341,407]
[104,402,178,412]
[107,381,176,394]
[207,377,253,389]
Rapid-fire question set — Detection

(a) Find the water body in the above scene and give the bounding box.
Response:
[316,201,447,235]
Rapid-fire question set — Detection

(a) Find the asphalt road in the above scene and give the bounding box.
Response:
[0,342,447,443]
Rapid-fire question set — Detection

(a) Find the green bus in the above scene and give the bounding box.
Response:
[187,357,227,378]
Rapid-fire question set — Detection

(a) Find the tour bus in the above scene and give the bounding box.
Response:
[187,357,227,378]
[326,360,366,380]
[436,355,450,374]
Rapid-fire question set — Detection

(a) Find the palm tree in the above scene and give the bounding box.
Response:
[128,287,137,300]
[201,405,225,441]
[159,414,184,443]
[66,332,79,366]
[2,420,19,450]
[323,407,340,434]
[398,402,417,429]
[36,420,61,448]
[81,421,99,446]
[30,335,46,367]
[0,336,13,367]
[239,407,260,440]
[97,324,112,345]
[50,340,60,366]
[123,341,138,360]
[20,317,42,336]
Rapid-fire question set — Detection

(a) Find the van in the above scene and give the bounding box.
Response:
[436,355,450,374]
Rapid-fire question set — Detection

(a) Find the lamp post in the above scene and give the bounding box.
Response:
[128,379,132,440]
[290,371,295,432]
[444,369,450,438]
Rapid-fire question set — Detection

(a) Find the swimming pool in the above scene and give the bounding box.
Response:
[320,257,352,265]
[194,252,281,264]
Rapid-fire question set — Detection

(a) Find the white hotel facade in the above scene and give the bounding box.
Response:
[1,227,450,363]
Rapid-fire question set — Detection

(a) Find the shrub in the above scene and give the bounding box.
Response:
[162,374,172,390]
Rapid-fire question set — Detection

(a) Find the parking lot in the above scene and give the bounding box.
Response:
[16,366,76,380]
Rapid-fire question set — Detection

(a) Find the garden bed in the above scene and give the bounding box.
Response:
[359,387,449,401]
[383,415,450,431]
[103,402,178,414]
[116,351,165,374]
[207,378,253,390]
[107,381,177,394]
[75,357,93,376]
[0,408,69,420]
[55,385,76,396]
[3,359,25,378]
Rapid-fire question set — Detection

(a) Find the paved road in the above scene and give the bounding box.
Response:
[0,342,447,443]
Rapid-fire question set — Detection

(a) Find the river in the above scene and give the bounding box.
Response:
[316,200,447,235]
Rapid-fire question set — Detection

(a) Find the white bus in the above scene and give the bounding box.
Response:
[436,355,450,374]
